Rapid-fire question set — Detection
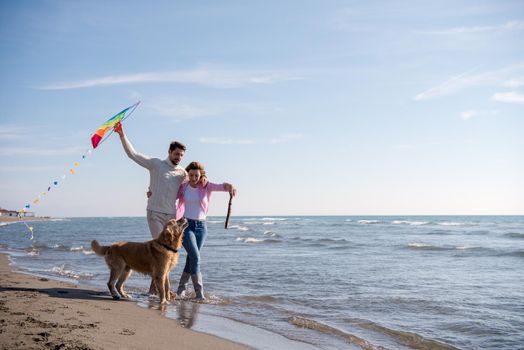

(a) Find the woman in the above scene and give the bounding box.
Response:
[175,161,236,300]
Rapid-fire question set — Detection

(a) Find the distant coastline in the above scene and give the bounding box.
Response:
[0,216,53,223]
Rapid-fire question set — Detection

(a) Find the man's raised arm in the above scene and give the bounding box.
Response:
[114,122,153,169]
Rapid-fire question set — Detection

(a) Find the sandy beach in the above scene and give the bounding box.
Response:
[0,253,251,350]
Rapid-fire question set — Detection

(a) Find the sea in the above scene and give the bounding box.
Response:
[1,216,523,350]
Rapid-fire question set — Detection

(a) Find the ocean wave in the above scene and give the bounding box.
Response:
[438,222,465,226]
[392,220,430,226]
[503,250,524,258]
[290,316,380,350]
[357,220,383,225]
[229,225,250,231]
[426,230,452,235]
[47,264,93,280]
[455,245,482,250]
[406,243,503,256]
[0,222,17,227]
[27,249,39,256]
[261,217,287,221]
[69,245,95,255]
[31,243,93,254]
[407,243,485,252]
[407,243,437,250]
[503,232,524,239]
[70,245,85,251]
[263,231,281,238]
[235,237,280,244]
[243,295,280,303]
[346,317,459,350]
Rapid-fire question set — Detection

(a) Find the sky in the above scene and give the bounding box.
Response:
[1,0,523,217]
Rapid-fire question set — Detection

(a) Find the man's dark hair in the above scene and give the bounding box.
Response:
[169,141,186,152]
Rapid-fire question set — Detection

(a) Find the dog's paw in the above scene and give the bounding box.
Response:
[160,299,170,305]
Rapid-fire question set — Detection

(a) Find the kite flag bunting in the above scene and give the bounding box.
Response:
[91,101,140,149]
[18,102,140,240]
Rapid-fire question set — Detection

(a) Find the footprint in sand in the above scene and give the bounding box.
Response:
[120,328,136,335]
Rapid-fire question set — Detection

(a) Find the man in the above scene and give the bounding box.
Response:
[114,122,187,295]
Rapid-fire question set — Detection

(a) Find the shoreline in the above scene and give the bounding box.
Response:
[0,252,251,350]
[0,216,55,223]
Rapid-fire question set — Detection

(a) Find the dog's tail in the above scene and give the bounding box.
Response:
[91,240,109,256]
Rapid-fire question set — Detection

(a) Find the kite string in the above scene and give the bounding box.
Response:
[18,101,140,240]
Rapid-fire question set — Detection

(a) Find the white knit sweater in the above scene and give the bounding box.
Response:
[120,134,186,214]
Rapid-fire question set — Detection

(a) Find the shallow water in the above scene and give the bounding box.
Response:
[1,216,523,349]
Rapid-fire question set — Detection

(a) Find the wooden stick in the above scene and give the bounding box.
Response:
[224,193,233,229]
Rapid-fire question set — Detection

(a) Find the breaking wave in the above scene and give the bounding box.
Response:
[46,264,93,280]
[504,232,524,239]
[392,220,430,226]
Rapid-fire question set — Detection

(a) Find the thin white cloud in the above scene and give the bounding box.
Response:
[459,109,498,120]
[0,125,31,140]
[0,146,85,157]
[151,103,220,121]
[269,133,304,144]
[146,95,282,122]
[491,91,524,104]
[414,67,481,101]
[414,64,524,101]
[420,20,524,35]
[503,78,524,87]
[460,110,478,120]
[37,68,301,90]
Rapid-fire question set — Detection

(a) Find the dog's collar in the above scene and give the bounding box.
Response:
[157,242,178,254]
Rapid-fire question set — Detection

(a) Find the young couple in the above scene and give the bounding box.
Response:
[114,122,236,300]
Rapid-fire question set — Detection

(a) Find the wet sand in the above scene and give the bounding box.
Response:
[0,253,251,350]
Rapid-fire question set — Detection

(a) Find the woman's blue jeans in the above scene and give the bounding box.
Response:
[182,218,207,274]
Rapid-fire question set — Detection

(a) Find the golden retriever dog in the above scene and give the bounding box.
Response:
[91,218,187,304]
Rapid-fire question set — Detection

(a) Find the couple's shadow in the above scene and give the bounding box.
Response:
[1,284,202,329]
[0,285,112,301]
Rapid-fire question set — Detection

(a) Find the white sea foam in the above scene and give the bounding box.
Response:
[392,220,429,226]
[70,245,84,251]
[236,237,264,243]
[263,222,275,225]
[261,217,287,221]
[230,225,249,231]
[357,220,381,224]
[408,243,434,248]
[439,222,463,226]
[456,245,479,250]
[48,265,93,279]
[27,249,39,256]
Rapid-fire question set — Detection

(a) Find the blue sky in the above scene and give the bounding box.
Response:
[1,1,523,217]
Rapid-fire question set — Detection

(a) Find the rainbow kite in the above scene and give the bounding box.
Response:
[91,101,140,148]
